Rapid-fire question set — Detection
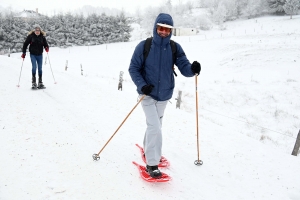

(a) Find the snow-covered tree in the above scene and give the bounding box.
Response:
[197,0,207,8]
[116,11,132,42]
[205,0,220,10]
[243,0,265,18]
[213,2,227,26]
[268,0,286,14]
[236,0,248,16]
[197,15,213,30]
[0,14,4,42]
[134,7,143,24]
[140,7,160,36]
[165,0,173,13]
[0,27,4,42]
[283,0,300,18]
[185,1,194,13]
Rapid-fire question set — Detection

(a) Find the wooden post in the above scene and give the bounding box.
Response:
[292,130,300,156]
[175,91,182,109]
[65,60,68,71]
[118,71,124,91]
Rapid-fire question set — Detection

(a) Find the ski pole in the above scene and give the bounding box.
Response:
[93,95,146,161]
[46,52,57,84]
[194,74,203,166]
[17,58,24,87]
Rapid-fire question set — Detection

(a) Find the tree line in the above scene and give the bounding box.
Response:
[0,0,299,53]
[137,0,300,33]
[0,12,132,53]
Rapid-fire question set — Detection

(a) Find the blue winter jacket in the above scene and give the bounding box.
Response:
[129,13,194,101]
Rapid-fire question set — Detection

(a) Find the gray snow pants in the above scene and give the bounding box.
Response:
[141,95,168,166]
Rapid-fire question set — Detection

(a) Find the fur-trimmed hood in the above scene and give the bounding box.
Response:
[27,30,46,36]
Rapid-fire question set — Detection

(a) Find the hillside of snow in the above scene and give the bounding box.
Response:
[0,15,300,200]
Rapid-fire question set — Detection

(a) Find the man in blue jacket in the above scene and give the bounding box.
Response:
[129,13,201,178]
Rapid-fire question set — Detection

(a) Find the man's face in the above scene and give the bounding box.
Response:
[156,25,171,38]
[35,28,41,36]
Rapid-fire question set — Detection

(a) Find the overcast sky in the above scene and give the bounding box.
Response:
[0,0,186,15]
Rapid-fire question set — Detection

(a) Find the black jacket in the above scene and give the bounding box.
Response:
[22,32,49,55]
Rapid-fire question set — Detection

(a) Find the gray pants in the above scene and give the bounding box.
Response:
[141,95,168,166]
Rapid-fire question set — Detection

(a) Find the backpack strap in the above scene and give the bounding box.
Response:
[170,40,177,64]
[142,37,153,69]
[170,40,177,77]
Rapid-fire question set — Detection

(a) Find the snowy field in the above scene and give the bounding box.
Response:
[0,15,300,199]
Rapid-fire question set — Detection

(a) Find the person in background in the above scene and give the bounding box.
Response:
[129,13,201,178]
[22,25,49,89]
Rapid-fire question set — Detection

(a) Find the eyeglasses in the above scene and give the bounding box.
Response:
[157,25,171,33]
[35,29,40,32]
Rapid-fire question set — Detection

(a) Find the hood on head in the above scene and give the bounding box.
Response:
[28,24,46,36]
[153,13,173,42]
[33,24,42,31]
[28,30,46,36]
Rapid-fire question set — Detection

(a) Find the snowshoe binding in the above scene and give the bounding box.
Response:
[37,75,46,89]
[37,82,46,89]
[146,165,162,178]
[31,75,37,89]
[32,83,37,90]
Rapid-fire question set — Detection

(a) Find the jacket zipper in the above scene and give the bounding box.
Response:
[157,38,163,98]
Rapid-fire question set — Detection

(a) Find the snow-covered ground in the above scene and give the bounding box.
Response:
[0,15,300,200]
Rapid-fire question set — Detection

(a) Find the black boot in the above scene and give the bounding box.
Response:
[38,74,45,89]
[146,165,162,178]
[32,74,37,89]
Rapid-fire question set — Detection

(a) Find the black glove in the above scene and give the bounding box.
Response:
[191,61,201,75]
[141,84,154,95]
